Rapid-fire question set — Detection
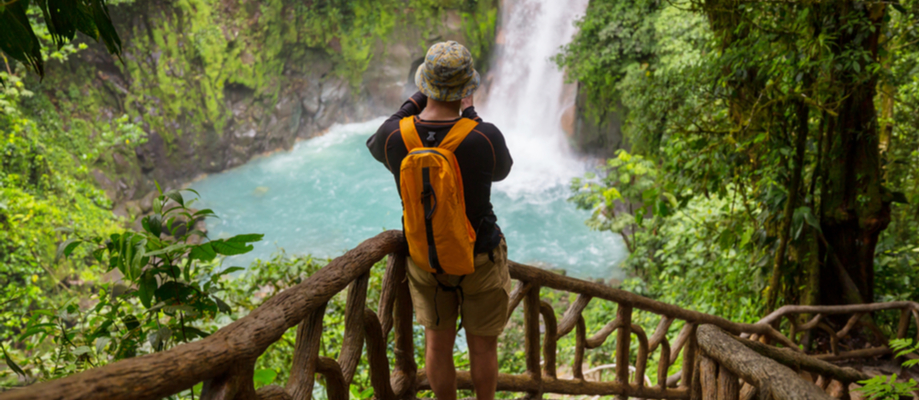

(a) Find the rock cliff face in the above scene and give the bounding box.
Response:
[570,82,627,157]
[46,0,497,213]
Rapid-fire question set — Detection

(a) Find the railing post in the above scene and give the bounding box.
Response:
[557,293,592,338]
[378,254,402,336]
[630,323,649,389]
[200,361,257,400]
[524,283,543,399]
[256,385,293,400]
[613,305,632,400]
[718,364,740,400]
[896,307,911,339]
[681,324,698,389]
[699,354,717,400]
[363,309,396,400]
[574,315,586,380]
[315,357,348,400]
[339,272,370,385]
[389,251,417,399]
[539,301,558,379]
[287,303,328,400]
[656,339,671,390]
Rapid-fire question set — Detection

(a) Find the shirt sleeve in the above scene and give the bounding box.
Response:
[473,122,512,182]
[367,92,427,166]
[490,127,513,182]
[461,106,483,122]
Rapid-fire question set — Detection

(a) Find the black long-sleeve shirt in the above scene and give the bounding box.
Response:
[366,92,513,253]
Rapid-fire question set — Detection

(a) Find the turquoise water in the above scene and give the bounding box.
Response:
[190,118,626,280]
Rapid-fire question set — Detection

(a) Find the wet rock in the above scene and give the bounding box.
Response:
[274,96,297,119]
[561,104,576,136]
[112,152,129,169]
[91,169,117,202]
[139,190,159,213]
[301,94,320,115]
[124,200,142,220]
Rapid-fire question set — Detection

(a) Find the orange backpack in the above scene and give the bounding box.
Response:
[399,116,478,276]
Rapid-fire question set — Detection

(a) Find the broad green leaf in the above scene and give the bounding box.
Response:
[740,227,754,248]
[226,234,264,243]
[213,296,232,314]
[663,192,679,209]
[137,273,157,309]
[149,327,171,351]
[794,207,822,235]
[209,235,263,256]
[95,337,110,354]
[164,190,185,207]
[253,369,277,386]
[144,243,189,258]
[2,345,26,378]
[0,0,43,76]
[152,196,163,215]
[92,248,106,263]
[18,326,48,342]
[55,238,82,264]
[217,266,244,276]
[142,214,162,237]
[122,315,140,331]
[189,243,217,261]
[72,346,92,356]
[603,187,622,204]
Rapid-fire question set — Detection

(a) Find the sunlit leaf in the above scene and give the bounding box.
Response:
[55,238,83,264]
[2,345,26,378]
[253,369,277,386]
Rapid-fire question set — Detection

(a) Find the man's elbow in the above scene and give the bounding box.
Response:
[493,163,513,182]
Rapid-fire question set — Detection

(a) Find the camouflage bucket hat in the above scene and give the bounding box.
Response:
[415,41,481,102]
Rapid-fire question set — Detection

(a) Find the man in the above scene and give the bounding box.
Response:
[366,41,513,400]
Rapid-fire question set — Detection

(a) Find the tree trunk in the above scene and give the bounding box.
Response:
[819,3,891,306]
[766,89,810,312]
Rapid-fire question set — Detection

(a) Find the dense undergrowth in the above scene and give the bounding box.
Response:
[561,0,919,324]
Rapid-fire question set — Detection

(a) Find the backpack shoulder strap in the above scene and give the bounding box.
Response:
[438,118,479,152]
[400,117,424,151]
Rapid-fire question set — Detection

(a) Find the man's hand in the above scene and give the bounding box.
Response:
[461,95,474,111]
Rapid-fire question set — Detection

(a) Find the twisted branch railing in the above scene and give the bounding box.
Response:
[1,230,916,400]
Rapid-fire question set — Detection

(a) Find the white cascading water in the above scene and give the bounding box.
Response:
[481,0,591,199]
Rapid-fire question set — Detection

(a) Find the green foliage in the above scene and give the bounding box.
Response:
[564,0,918,318]
[0,0,122,79]
[118,0,490,142]
[461,0,498,70]
[571,150,766,320]
[0,68,131,344]
[856,375,918,400]
[855,339,919,399]
[554,0,663,125]
[8,189,259,382]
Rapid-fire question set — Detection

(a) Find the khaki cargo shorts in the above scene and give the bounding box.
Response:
[407,239,512,337]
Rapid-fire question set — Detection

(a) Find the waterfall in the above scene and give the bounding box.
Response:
[189,0,627,279]
[480,0,590,199]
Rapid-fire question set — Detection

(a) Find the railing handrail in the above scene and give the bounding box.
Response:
[758,302,919,326]
[511,261,797,348]
[1,230,915,400]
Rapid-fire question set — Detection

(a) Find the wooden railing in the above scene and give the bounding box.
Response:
[696,325,871,400]
[1,231,916,400]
